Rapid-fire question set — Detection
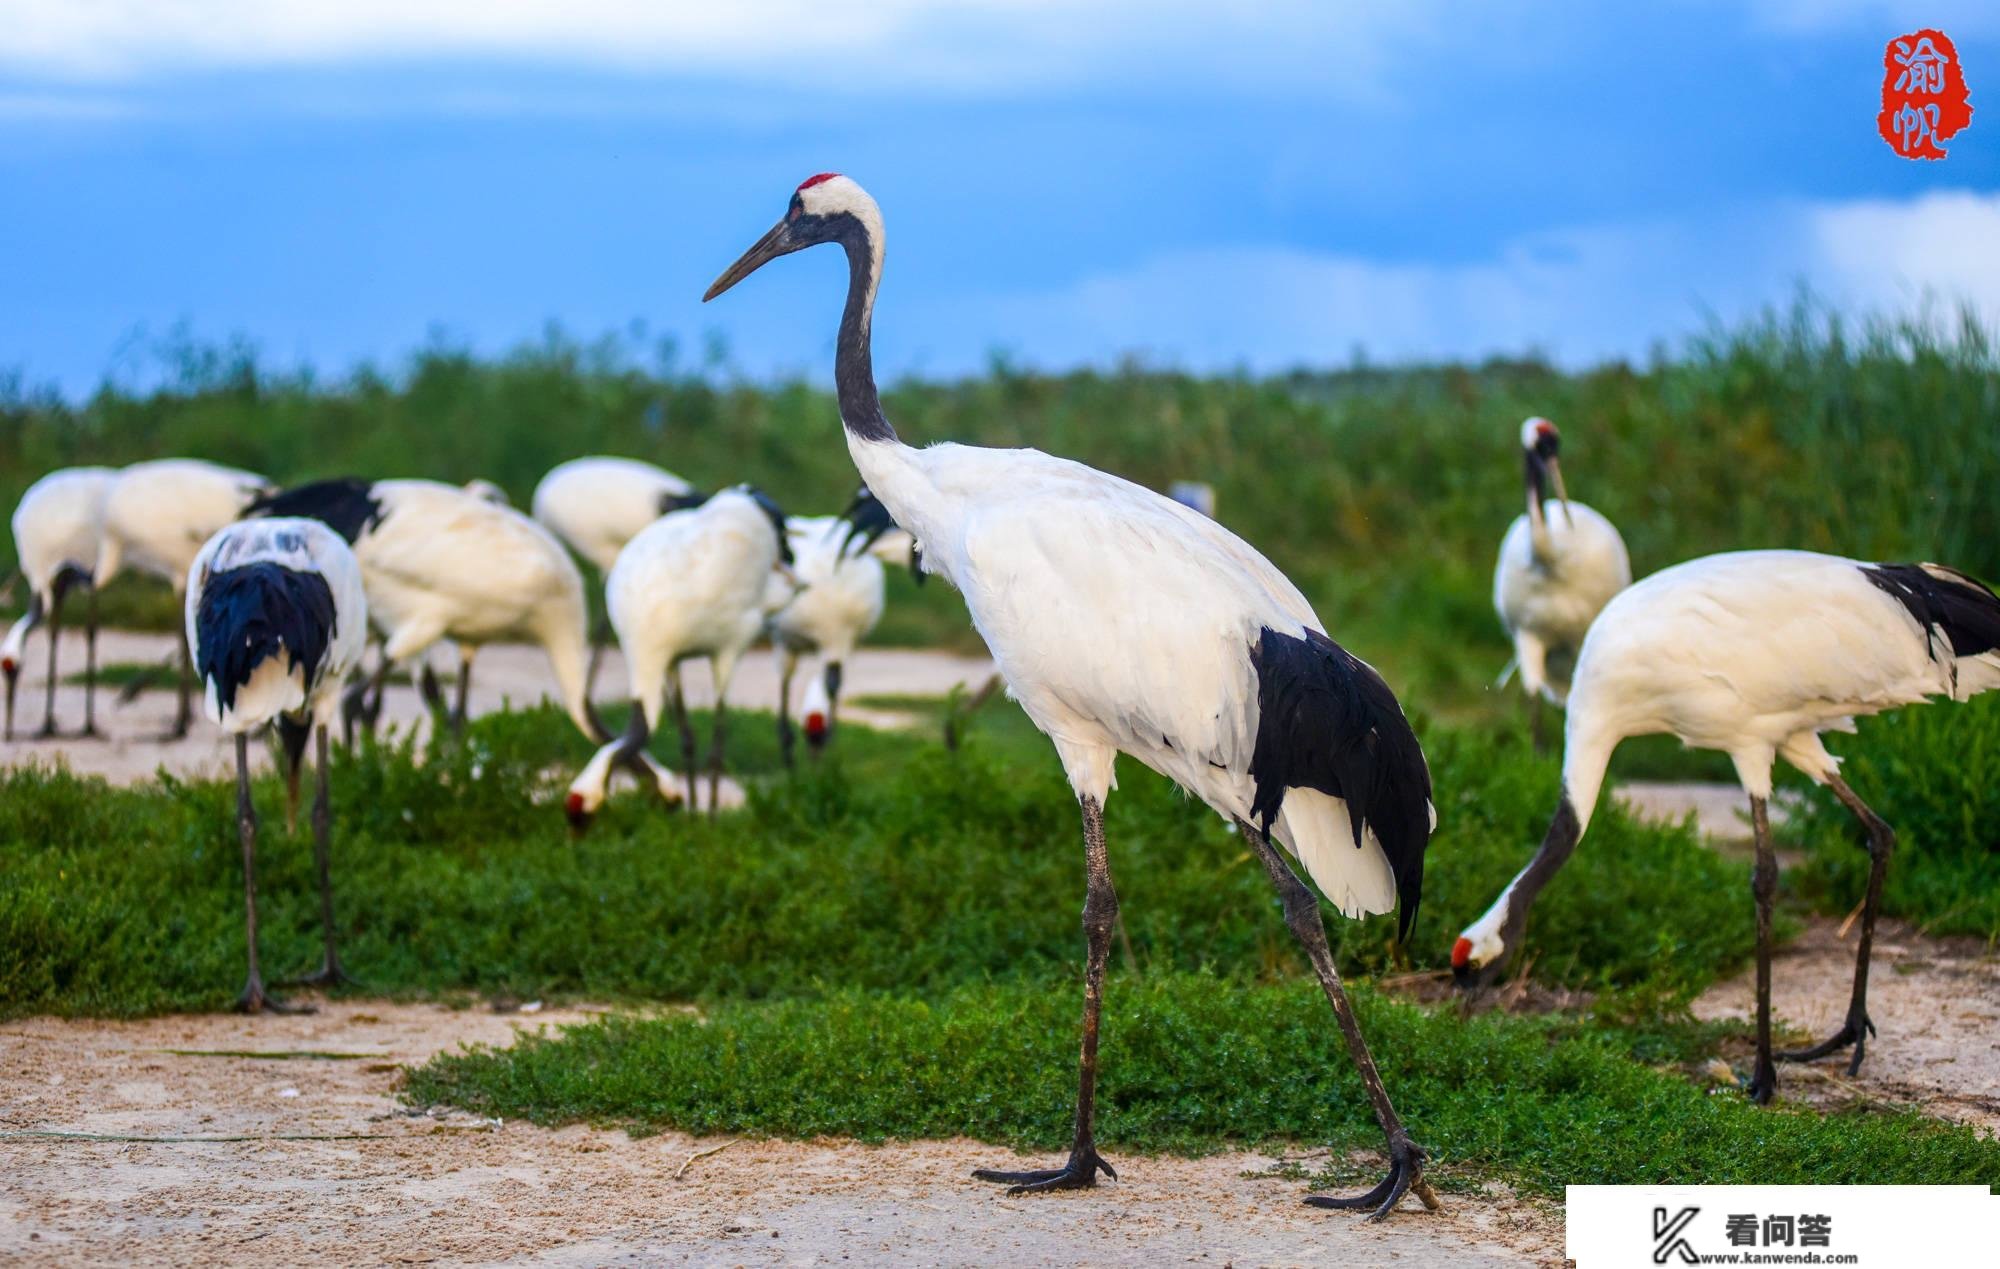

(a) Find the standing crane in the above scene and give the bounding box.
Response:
[1492,418,1630,746]
[703,174,1437,1219]
[565,486,792,824]
[244,478,601,743]
[3,467,116,739]
[95,459,274,738]
[187,517,367,1012]
[1453,550,2000,1102]
[768,490,915,763]
[534,456,701,694]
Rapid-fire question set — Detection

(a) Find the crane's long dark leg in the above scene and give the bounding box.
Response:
[1780,775,1891,1073]
[448,647,475,735]
[776,652,797,771]
[669,667,697,812]
[170,625,194,739]
[974,795,1120,1194]
[80,584,100,738]
[33,579,68,738]
[342,656,390,746]
[290,725,353,989]
[235,733,309,1014]
[277,715,310,835]
[707,688,727,819]
[1747,795,1779,1104]
[1236,822,1438,1220]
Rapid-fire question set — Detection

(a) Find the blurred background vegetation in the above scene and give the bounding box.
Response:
[7,300,1997,725]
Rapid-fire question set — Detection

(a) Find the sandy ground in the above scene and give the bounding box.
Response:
[0,628,996,789]
[1691,915,2000,1130]
[0,1001,1564,1267]
[5,631,1995,1263]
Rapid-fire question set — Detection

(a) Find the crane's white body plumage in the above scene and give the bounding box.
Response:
[350,480,597,738]
[3,466,115,668]
[186,517,367,734]
[96,459,270,594]
[532,456,694,574]
[567,489,785,812]
[1492,499,1630,704]
[1459,549,2000,972]
[861,438,1413,918]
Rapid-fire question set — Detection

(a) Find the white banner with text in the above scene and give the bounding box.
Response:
[1567,1185,1997,1267]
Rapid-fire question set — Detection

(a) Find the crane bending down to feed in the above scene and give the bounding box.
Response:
[768,489,916,764]
[533,456,701,693]
[704,174,1438,1219]
[3,466,115,740]
[566,486,792,825]
[1453,550,2000,1102]
[96,459,274,738]
[245,478,602,742]
[1492,418,1629,745]
[187,517,367,1013]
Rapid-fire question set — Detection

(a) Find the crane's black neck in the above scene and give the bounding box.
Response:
[834,221,897,445]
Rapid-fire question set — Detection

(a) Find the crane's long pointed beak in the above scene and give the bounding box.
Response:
[703,219,797,302]
[1546,458,1574,527]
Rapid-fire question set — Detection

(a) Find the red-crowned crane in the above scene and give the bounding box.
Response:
[532,456,701,695]
[4,466,116,739]
[1453,550,2000,1103]
[1492,418,1630,745]
[187,516,367,1013]
[96,459,274,737]
[767,489,915,764]
[565,486,792,825]
[703,174,1437,1219]
[244,478,601,743]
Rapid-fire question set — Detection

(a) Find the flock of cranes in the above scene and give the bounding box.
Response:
[6,173,1997,1221]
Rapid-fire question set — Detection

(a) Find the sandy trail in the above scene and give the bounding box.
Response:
[0,629,996,787]
[0,1001,1562,1267]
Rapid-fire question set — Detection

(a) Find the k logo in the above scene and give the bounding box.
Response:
[1653,1206,1700,1265]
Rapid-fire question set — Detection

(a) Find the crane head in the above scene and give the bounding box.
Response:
[1518,417,1571,527]
[703,174,882,302]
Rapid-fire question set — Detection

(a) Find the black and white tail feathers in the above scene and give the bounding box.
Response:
[194,563,338,712]
[1864,563,2000,661]
[246,478,384,544]
[1249,626,1434,940]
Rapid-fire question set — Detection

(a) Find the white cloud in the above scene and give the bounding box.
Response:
[927,191,2000,373]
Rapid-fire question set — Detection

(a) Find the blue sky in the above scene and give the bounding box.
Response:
[1,1,1996,398]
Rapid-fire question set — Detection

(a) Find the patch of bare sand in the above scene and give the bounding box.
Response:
[1692,915,2000,1131]
[0,1000,1562,1266]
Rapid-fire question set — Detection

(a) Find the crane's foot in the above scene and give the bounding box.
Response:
[973,1147,1117,1195]
[32,721,61,740]
[283,958,360,991]
[1745,1058,1779,1106]
[74,722,104,740]
[1779,1012,1875,1075]
[1305,1135,1437,1222]
[236,980,315,1015]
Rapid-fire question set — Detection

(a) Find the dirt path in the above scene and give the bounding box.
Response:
[0,629,995,787]
[1603,781,2000,1132]
[0,1001,1563,1267]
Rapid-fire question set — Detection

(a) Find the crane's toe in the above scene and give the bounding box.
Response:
[236,981,316,1015]
[1778,1013,1876,1072]
[1304,1135,1436,1222]
[973,1148,1117,1195]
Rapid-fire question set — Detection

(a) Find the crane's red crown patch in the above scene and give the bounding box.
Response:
[1878,30,1973,160]
[797,172,842,191]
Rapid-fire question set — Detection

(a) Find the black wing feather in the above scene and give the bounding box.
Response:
[1863,563,2000,659]
[245,478,384,544]
[193,563,338,713]
[1249,626,1433,941]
